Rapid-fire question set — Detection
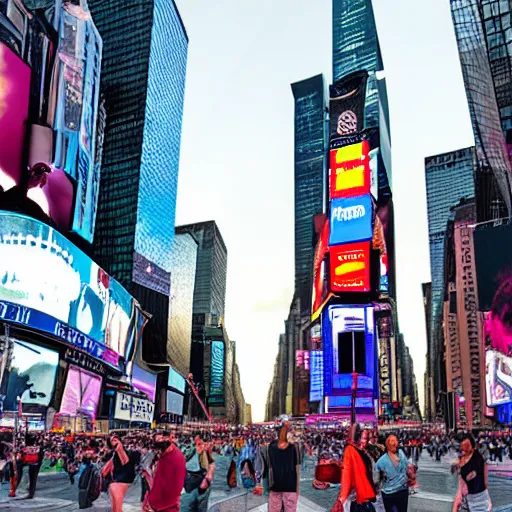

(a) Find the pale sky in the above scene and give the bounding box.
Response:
[174,0,475,422]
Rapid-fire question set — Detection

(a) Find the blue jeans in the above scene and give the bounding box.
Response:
[180,487,211,512]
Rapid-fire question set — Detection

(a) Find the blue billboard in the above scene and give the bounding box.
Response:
[210,340,225,405]
[309,350,324,402]
[329,194,373,246]
[168,366,186,394]
[0,212,144,370]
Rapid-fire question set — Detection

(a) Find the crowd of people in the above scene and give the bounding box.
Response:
[0,422,508,511]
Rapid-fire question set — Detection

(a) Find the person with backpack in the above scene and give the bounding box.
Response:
[77,448,101,510]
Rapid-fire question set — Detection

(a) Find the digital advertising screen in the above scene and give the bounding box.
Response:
[486,350,512,407]
[166,390,184,416]
[132,365,157,402]
[59,365,102,420]
[115,392,154,423]
[329,194,373,246]
[309,350,324,402]
[0,42,31,192]
[0,212,143,369]
[329,141,370,199]
[210,340,225,405]
[1,340,59,411]
[168,366,186,394]
[312,218,330,320]
[329,242,371,293]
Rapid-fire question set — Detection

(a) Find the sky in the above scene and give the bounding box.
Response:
[174,0,475,422]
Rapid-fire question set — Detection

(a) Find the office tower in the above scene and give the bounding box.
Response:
[424,147,475,414]
[176,221,228,326]
[168,231,198,376]
[451,0,512,220]
[422,282,434,422]
[89,0,188,295]
[291,75,326,319]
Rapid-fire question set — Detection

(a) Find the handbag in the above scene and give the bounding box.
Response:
[184,469,206,494]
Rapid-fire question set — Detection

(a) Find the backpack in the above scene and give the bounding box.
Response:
[78,465,101,509]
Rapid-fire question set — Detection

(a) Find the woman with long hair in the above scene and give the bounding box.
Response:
[375,435,409,512]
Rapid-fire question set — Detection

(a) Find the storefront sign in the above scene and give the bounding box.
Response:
[329,195,373,246]
[378,335,391,403]
[65,348,106,376]
[114,392,154,424]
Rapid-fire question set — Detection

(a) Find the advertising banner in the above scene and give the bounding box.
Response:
[168,367,186,394]
[309,350,324,402]
[59,365,102,420]
[295,350,310,416]
[329,71,368,145]
[455,219,482,426]
[312,218,330,321]
[329,242,371,293]
[0,212,144,370]
[329,141,370,199]
[132,365,157,402]
[210,340,225,405]
[486,349,512,407]
[443,284,463,394]
[378,335,391,404]
[166,391,184,416]
[329,194,373,246]
[0,339,59,411]
[115,391,155,424]
[0,43,31,192]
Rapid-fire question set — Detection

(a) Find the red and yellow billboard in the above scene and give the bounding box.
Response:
[330,242,371,293]
[329,140,370,199]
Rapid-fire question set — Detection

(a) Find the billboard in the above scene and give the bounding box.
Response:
[114,392,155,423]
[486,350,512,407]
[329,242,371,293]
[166,390,184,416]
[0,43,31,192]
[329,141,370,199]
[59,365,102,420]
[309,350,324,402]
[210,341,225,405]
[312,218,330,320]
[329,71,368,144]
[0,212,144,370]
[168,366,186,394]
[0,339,59,411]
[132,365,157,402]
[329,195,373,246]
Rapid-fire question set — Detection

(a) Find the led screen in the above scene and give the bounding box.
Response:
[115,392,154,423]
[1,340,59,410]
[59,365,102,420]
[329,242,371,293]
[329,195,373,246]
[166,390,184,415]
[0,212,141,369]
[309,350,324,402]
[132,365,157,402]
[168,366,186,394]
[312,218,330,320]
[210,340,225,405]
[486,350,512,407]
[329,141,370,199]
[0,43,31,192]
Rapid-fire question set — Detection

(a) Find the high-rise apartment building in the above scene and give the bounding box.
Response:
[90,0,188,296]
[176,221,228,326]
[451,0,512,220]
[424,147,475,413]
[291,75,326,319]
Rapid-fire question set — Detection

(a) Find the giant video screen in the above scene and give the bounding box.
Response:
[168,366,186,394]
[132,365,157,402]
[0,212,142,369]
[309,350,324,402]
[210,340,225,405]
[166,390,184,415]
[486,349,512,407]
[59,365,102,420]
[1,339,59,411]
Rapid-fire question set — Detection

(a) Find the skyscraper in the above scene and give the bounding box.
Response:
[451,0,512,220]
[424,147,475,413]
[291,75,326,319]
[90,0,188,295]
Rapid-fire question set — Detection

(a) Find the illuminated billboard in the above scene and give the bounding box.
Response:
[486,350,512,407]
[210,341,225,405]
[0,43,30,192]
[329,194,373,246]
[330,242,371,293]
[329,141,370,199]
[59,365,102,420]
[132,365,157,402]
[0,212,144,370]
[167,391,184,415]
[312,218,330,320]
[309,350,324,402]
[168,366,186,394]
[114,392,155,423]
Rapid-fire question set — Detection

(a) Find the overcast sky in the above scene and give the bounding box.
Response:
[174,0,475,422]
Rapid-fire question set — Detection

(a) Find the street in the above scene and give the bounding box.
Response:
[0,453,510,511]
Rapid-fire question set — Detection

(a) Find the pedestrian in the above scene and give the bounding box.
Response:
[144,432,186,512]
[265,419,301,512]
[376,435,409,512]
[453,435,491,512]
[16,433,44,499]
[140,443,156,502]
[180,435,216,512]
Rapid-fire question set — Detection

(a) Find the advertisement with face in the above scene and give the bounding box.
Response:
[59,365,102,420]
[210,341,225,405]
[329,242,371,293]
[486,350,512,407]
[0,339,59,411]
[0,212,142,369]
[0,43,31,193]
[330,195,373,246]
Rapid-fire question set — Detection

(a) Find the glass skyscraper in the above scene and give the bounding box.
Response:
[90,0,188,295]
[424,147,475,408]
[451,0,512,220]
[291,75,326,318]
